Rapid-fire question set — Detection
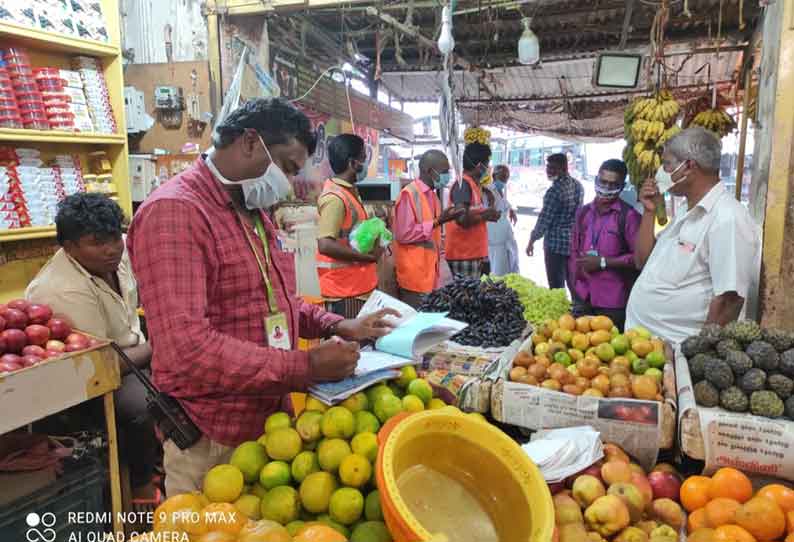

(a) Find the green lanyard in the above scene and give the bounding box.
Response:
[238,211,280,314]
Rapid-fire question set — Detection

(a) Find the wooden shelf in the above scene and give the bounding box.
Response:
[0,226,56,242]
[0,21,120,58]
[0,128,126,145]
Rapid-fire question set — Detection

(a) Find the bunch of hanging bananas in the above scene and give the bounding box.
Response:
[688,108,737,138]
[623,90,681,187]
[464,126,491,145]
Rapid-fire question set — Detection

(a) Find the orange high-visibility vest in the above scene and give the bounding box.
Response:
[316,179,378,298]
[445,173,489,260]
[394,180,441,293]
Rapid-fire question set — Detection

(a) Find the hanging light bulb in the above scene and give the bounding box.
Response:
[438,6,455,55]
[518,17,540,65]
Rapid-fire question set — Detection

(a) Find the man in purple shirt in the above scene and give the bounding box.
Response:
[569,159,641,330]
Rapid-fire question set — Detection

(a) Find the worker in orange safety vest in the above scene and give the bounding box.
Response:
[445,142,501,278]
[393,150,464,308]
[316,134,380,316]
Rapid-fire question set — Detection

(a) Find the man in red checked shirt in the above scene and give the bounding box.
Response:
[127,98,397,496]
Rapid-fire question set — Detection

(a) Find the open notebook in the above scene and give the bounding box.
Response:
[308,291,467,404]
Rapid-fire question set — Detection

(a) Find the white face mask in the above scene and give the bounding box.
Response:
[207,136,292,210]
[654,160,688,193]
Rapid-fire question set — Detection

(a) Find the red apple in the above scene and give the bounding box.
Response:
[0,329,27,353]
[0,357,22,373]
[0,334,6,354]
[65,343,86,352]
[647,471,682,501]
[45,350,64,359]
[22,345,46,357]
[26,303,52,325]
[548,481,566,495]
[3,308,29,330]
[25,324,50,347]
[66,332,89,346]
[6,299,30,312]
[20,355,42,368]
[47,318,72,340]
[46,340,66,352]
[0,315,5,332]
[87,338,101,348]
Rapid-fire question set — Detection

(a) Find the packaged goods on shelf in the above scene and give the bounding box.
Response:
[72,56,116,134]
[0,6,38,29]
[0,0,108,43]
[0,59,21,128]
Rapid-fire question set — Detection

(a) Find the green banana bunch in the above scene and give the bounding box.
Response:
[689,108,736,137]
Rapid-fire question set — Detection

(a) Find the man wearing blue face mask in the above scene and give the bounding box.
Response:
[626,127,761,345]
[393,150,464,308]
[317,134,380,317]
[127,99,399,495]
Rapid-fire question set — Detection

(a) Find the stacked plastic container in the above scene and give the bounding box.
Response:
[14,148,58,226]
[73,56,116,134]
[5,49,49,131]
[0,147,29,228]
[35,68,74,131]
[0,53,22,129]
[53,154,85,197]
[60,69,93,132]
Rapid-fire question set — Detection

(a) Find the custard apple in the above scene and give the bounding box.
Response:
[746,341,780,372]
[780,349,794,378]
[768,374,794,400]
[704,358,734,390]
[750,390,785,418]
[720,387,749,413]
[763,328,794,353]
[786,396,794,420]
[725,351,753,376]
[694,380,720,408]
[681,335,716,358]
[687,353,710,382]
[739,368,767,394]
[700,323,723,342]
[717,339,743,359]
[723,320,762,344]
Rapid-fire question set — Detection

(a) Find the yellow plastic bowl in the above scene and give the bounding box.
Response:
[377,411,554,542]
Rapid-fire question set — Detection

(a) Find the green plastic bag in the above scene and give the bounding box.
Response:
[350,217,393,254]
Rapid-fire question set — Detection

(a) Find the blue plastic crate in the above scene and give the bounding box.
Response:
[0,458,108,541]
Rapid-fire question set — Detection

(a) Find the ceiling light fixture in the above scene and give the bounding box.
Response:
[438,6,455,55]
[518,17,540,65]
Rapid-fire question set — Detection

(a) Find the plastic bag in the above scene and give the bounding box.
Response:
[349,217,393,254]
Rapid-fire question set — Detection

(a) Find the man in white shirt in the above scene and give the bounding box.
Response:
[626,127,761,345]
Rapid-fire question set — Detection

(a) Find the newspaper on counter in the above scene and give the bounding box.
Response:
[523,426,604,483]
[421,339,521,377]
[676,349,794,481]
[492,380,662,471]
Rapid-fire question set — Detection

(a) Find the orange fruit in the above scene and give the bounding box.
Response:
[681,475,714,512]
[787,534,794,542]
[590,315,614,331]
[735,496,786,541]
[293,524,347,542]
[713,525,757,542]
[688,507,709,533]
[705,498,742,528]
[787,510,794,534]
[757,484,794,513]
[558,314,576,331]
[709,468,753,503]
[689,528,716,542]
[201,503,247,535]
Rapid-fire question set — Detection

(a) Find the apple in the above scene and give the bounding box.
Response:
[20,355,42,368]
[585,495,631,537]
[553,493,583,525]
[0,329,27,354]
[573,475,606,508]
[649,498,684,531]
[0,359,22,373]
[650,463,680,478]
[647,471,682,501]
[607,482,645,523]
[602,461,634,486]
[65,332,89,347]
[22,345,46,358]
[25,324,50,347]
[6,299,30,312]
[26,303,52,325]
[630,472,654,507]
[87,338,101,348]
[47,318,72,341]
[65,343,85,353]
[0,334,6,354]
[0,315,5,332]
[614,526,649,542]
[45,350,64,359]
[3,308,29,330]
[603,443,631,463]
[46,340,66,353]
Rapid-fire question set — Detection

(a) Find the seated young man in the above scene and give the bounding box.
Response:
[26,193,158,501]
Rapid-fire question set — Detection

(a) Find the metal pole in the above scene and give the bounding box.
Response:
[735,66,752,201]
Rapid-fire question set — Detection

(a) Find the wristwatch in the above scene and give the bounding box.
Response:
[600,257,607,270]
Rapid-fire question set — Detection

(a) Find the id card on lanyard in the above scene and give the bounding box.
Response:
[238,211,292,350]
[588,208,608,257]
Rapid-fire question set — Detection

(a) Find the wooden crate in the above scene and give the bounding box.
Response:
[0,339,121,435]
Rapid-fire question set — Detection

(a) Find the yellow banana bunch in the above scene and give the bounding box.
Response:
[657,125,681,148]
[624,91,680,186]
[464,127,491,145]
[632,93,681,125]
[689,108,736,137]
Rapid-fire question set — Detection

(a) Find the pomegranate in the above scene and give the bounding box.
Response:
[0,357,22,373]
[47,318,72,340]
[0,329,27,354]
[25,324,51,347]
[0,334,5,354]
[65,343,86,353]
[45,350,64,359]
[20,355,42,368]
[22,345,46,357]
[88,338,102,348]
[3,308,29,330]
[26,303,53,325]
[45,340,66,353]
[0,315,5,332]
[6,299,30,312]
[65,333,89,348]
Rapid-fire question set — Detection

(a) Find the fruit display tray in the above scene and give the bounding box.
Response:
[0,332,120,434]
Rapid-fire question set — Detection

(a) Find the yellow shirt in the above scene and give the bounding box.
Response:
[316,177,363,239]
[25,248,145,347]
